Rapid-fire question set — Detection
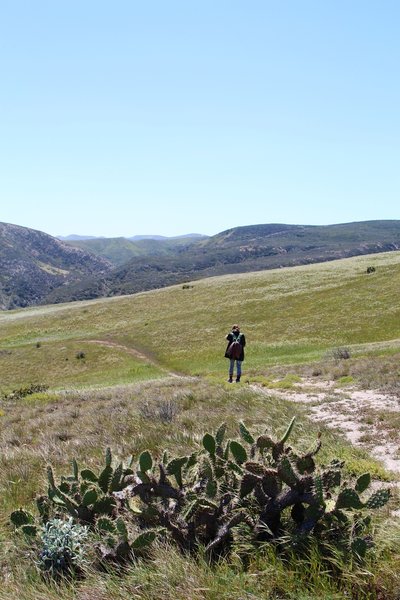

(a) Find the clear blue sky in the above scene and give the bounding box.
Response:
[1,1,399,238]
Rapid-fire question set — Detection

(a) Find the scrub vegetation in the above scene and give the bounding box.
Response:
[1,251,400,599]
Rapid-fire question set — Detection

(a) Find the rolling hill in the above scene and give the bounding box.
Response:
[45,220,400,304]
[2,220,400,309]
[1,249,400,388]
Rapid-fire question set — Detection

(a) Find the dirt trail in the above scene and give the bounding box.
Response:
[86,339,187,378]
[251,379,400,475]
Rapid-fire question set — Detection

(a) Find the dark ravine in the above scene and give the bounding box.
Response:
[1,220,400,309]
[0,222,112,310]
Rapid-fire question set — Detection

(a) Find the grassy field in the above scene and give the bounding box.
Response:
[1,250,400,388]
[1,251,400,599]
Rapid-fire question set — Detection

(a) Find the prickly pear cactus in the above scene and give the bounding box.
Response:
[336,488,364,510]
[365,488,391,509]
[10,416,391,568]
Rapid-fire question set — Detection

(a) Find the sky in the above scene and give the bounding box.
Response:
[0,1,399,238]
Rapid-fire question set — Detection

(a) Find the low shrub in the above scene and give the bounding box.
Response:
[38,517,88,577]
[138,398,179,423]
[326,347,351,361]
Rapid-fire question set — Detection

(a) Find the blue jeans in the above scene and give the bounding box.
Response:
[229,359,242,378]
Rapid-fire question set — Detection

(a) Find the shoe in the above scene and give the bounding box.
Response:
[235,377,241,383]
[228,377,233,383]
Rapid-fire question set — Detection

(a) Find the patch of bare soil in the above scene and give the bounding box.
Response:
[252,378,400,475]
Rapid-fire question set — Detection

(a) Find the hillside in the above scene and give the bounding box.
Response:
[2,220,400,309]
[1,252,400,599]
[2,249,400,386]
[0,222,112,310]
[45,220,400,304]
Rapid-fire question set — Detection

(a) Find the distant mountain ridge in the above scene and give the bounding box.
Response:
[129,233,205,241]
[63,234,209,266]
[58,234,102,241]
[46,220,400,306]
[58,233,206,241]
[1,220,400,309]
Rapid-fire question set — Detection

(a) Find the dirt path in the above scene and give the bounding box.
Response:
[251,379,400,475]
[86,339,187,378]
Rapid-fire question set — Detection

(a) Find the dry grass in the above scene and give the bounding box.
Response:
[0,375,388,516]
[1,530,400,600]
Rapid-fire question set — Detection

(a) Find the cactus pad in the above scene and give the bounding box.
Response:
[365,488,391,509]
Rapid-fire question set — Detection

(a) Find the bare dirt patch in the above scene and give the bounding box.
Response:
[251,378,400,475]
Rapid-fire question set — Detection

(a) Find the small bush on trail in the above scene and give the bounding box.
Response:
[326,347,351,361]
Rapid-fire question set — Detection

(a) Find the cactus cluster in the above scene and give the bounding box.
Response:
[11,417,391,568]
[1,383,48,401]
[44,448,127,524]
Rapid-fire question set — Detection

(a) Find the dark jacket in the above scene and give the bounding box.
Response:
[225,331,246,361]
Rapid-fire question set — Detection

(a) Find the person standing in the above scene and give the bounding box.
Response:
[225,324,246,383]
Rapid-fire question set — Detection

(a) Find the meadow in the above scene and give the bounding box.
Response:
[1,251,400,599]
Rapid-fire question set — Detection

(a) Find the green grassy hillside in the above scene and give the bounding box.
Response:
[1,250,400,389]
[1,252,400,599]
